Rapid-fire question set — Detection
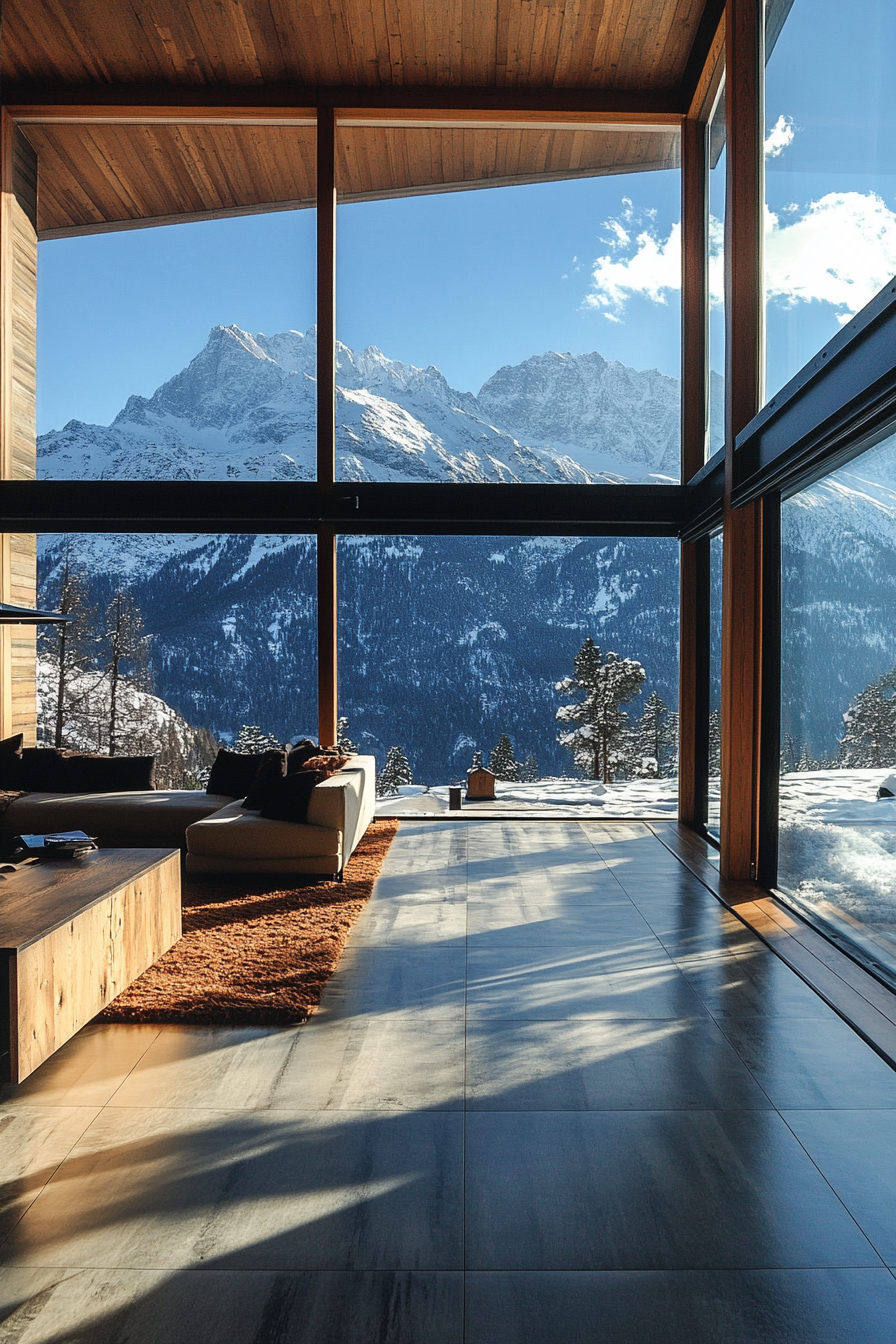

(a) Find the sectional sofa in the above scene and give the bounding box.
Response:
[0,755,376,879]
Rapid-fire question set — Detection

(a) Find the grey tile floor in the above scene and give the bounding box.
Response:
[2,821,896,1340]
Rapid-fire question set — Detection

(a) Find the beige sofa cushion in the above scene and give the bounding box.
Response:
[186,800,341,860]
[0,790,233,849]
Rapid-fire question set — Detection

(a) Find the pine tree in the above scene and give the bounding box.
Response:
[633,692,678,779]
[470,750,483,771]
[336,716,358,753]
[555,637,646,783]
[708,708,722,777]
[376,745,414,796]
[488,733,520,781]
[838,671,896,767]
[519,753,539,783]
[103,589,151,756]
[234,724,282,753]
[37,549,101,748]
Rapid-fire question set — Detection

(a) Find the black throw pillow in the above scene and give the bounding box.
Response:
[0,733,24,789]
[63,753,156,793]
[259,768,324,823]
[243,750,288,811]
[20,748,68,792]
[207,748,283,799]
[286,739,320,772]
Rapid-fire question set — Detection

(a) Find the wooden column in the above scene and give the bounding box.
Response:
[0,113,38,744]
[720,0,765,879]
[316,104,338,746]
[678,112,708,826]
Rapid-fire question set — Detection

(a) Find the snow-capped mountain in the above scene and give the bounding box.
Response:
[38,325,681,484]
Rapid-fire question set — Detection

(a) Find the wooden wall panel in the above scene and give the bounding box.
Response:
[1,121,39,745]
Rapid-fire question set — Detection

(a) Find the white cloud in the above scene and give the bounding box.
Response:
[765,191,896,320]
[765,114,795,159]
[585,190,896,326]
[583,203,681,318]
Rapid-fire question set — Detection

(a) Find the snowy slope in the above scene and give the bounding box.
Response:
[38,325,681,486]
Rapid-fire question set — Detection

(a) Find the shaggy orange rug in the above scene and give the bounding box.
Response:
[100,820,398,1026]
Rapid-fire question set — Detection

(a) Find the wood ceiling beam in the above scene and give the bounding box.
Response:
[4,85,684,123]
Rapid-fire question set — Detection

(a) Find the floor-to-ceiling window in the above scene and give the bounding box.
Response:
[764,0,896,402]
[777,427,896,982]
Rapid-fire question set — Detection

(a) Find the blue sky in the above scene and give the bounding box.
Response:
[36,0,896,434]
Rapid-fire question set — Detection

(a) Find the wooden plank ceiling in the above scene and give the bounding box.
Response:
[5,0,701,235]
[29,122,680,236]
[5,0,705,92]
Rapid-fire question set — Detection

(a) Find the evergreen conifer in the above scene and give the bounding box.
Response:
[488,734,520,780]
[376,745,414,796]
[556,637,646,782]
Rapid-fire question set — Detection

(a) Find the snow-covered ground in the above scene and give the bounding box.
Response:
[775,768,896,973]
[375,776,678,818]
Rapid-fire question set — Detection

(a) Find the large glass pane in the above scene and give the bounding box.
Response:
[36,124,316,480]
[336,124,682,484]
[36,533,317,782]
[778,428,896,982]
[337,534,679,816]
[707,81,726,459]
[764,0,896,401]
[706,531,723,838]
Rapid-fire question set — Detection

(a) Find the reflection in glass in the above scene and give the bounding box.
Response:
[337,535,679,814]
[336,125,682,485]
[706,531,723,838]
[36,533,317,780]
[778,428,896,984]
[707,79,726,459]
[764,0,896,401]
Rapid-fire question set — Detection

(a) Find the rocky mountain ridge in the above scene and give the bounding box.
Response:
[39,324,682,486]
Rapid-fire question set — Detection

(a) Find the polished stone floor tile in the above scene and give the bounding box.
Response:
[675,950,841,1019]
[464,1110,881,1269]
[350,897,468,946]
[268,1017,464,1111]
[2,1107,463,1271]
[317,947,467,1021]
[465,949,708,1020]
[465,901,654,948]
[0,1268,464,1343]
[108,1026,305,1110]
[784,1110,896,1264]
[465,1017,772,1111]
[0,1025,160,1110]
[0,1106,101,1242]
[719,1016,896,1108]
[464,1269,896,1344]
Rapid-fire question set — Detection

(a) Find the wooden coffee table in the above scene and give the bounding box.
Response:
[0,848,181,1083]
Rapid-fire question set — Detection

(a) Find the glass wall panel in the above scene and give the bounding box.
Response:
[778,427,896,982]
[336,124,682,484]
[707,82,726,459]
[764,0,896,401]
[337,534,679,815]
[37,124,316,480]
[36,532,317,783]
[706,530,723,839]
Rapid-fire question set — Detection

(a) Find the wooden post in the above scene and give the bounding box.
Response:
[720,0,764,879]
[678,110,708,826]
[317,523,338,747]
[316,104,338,746]
[0,113,39,744]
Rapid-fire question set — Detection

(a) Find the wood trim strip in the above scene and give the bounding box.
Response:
[4,90,684,121]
